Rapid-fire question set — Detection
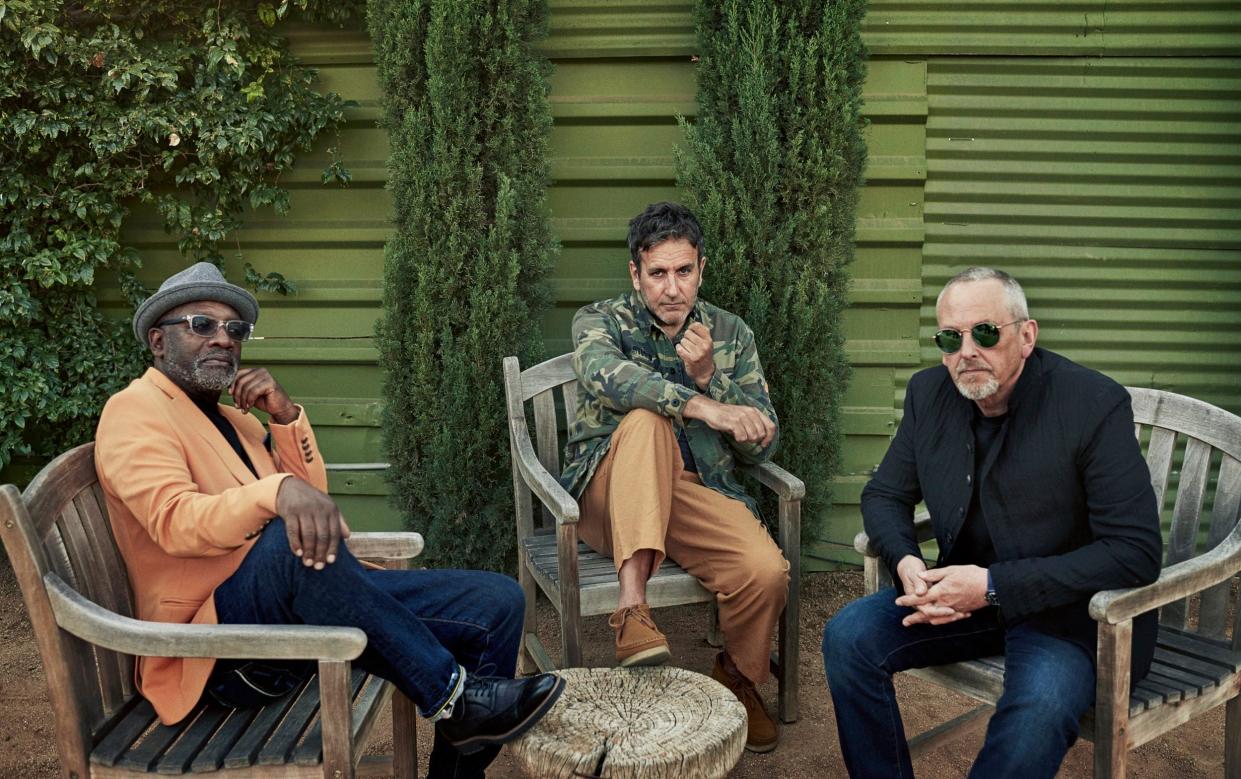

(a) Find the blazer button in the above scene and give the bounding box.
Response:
[958,507,965,517]
[966,473,972,483]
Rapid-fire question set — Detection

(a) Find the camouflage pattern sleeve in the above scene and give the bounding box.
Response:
[572,304,697,420]
[705,322,779,464]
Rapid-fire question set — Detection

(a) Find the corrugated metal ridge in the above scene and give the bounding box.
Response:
[863,1,1241,56]
[921,57,1241,412]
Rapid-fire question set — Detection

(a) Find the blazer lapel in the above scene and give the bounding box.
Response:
[141,369,259,486]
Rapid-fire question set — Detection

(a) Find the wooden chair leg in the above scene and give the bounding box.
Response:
[706,600,724,648]
[777,496,801,724]
[319,660,356,779]
[1226,694,1241,779]
[392,690,418,779]
[517,559,539,676]
[1093,621,1132,779]
[558,524,584,668]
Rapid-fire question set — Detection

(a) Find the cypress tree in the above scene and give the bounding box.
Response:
[677,1,867,540]
[369,0,555,570]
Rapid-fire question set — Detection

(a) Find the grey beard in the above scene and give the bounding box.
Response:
[955,375,1000,401]
[164,356,237,394]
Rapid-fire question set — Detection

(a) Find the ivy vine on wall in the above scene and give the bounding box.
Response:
[0,0,363,469]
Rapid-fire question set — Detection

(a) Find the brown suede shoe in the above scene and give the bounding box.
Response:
[711,651,778,753]
[608,604,671,667]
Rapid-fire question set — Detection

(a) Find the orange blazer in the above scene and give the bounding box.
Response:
[95,368,328,724]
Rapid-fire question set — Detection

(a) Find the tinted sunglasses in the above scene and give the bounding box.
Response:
[934,320,1023,354]
[157,315,255,342]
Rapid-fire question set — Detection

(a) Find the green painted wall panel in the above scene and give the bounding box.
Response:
[863,1,1241,56]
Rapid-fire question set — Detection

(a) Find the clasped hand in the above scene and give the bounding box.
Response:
[894,556,989,627]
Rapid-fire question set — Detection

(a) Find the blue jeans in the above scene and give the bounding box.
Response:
[822,588,1095,779]
[213,518,524,719]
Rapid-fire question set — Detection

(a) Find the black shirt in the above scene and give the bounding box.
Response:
[945,408,1004,568]
[191,396,258,478]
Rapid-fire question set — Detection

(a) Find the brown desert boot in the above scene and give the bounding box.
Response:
[608,603,671,667]
[711,651,778,753]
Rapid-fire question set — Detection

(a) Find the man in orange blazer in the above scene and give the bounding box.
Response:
[96,262,563,778]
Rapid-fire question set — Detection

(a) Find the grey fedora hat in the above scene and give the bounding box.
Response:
[132,262,260,345]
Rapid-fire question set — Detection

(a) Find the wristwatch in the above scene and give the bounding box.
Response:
[985,569,1000,608]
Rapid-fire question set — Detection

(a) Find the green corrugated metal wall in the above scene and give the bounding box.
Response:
[104,2,1241,564]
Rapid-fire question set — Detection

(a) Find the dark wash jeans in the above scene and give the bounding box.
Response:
[212,518,524,778]
[822,588,1096,779]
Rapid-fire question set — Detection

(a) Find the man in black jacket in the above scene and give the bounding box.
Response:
[822,267,1162,779]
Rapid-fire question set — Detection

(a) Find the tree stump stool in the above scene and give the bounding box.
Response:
[510,666,747,779]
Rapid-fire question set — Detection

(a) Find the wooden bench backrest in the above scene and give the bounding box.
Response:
[502,353,577,533]
[0,442,134,774]
[1129,388,1241,645]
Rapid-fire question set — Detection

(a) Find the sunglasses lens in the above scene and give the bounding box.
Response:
[187,316,217,337]
[934,330,962,354]
[224,321,252,341]
[971,322,1001,348]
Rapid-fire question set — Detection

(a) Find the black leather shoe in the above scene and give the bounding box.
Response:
[436,673,565,755]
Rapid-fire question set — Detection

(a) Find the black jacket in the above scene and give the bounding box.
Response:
[862,348,1163,677]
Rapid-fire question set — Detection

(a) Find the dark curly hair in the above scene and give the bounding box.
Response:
[626,202,705,267]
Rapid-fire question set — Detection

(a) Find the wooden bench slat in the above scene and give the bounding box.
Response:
[115,711,193,772]
[190,706,260,773]
[1146,660,1219,698]
[1152,644,1234,686]
[92,698,159,766]
[1140,670,1192,703]
[294,670,372,766]
[154,704,231,775]
[223,678,311,769]
[256,675,325,765]
[1157,626,1241,671]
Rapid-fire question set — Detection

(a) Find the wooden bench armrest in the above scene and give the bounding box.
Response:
[44,574,368,660]
[1090,528,1241,624]
[509,417,580,525]
[742,462,806,501]
[346,531,424,560]
[854,510,934,557]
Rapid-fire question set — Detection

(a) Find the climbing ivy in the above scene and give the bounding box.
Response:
[0,0,362,468]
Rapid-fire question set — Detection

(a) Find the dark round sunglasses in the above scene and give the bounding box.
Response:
[157,315,255,342]
[934,320,1023,354]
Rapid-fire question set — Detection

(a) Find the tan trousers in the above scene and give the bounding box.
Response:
[578,409,790,685]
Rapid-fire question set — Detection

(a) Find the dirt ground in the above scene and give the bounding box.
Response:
[0,561,1225,778]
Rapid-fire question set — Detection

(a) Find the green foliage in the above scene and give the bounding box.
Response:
[677,0,868,539]
[370,0,555,571]
[0,0,362,468]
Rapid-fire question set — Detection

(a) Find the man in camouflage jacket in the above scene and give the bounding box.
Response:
[560,201,790,752]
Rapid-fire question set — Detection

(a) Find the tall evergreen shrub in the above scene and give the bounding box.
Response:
[369,0,555,570]
[677,1,867,539]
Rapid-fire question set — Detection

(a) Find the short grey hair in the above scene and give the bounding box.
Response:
[936,267,1029,321]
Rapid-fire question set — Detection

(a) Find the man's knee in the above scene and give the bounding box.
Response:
[747,549,790,609]
[614,408,674,439]
[822,595,889,671]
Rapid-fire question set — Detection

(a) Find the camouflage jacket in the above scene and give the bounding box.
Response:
[560,290,779,517]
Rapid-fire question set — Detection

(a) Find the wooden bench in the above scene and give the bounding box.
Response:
[503,352,805,722]
[0,443,423,778]
[854,387,1241,777]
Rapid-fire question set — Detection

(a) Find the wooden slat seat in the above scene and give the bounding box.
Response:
[854,387,1241,777]
[88,671,384,775]
[504,352,806,722]
[908,626,1241,723]
[0,443,423,779]
[522,536,712,616]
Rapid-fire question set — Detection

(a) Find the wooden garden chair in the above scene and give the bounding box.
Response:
[0,442,422,779]
[502,352,805,722]
[854,387,1241,777]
